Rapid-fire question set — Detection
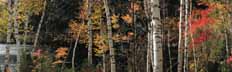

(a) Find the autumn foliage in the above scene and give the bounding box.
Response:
[189,2,227,48]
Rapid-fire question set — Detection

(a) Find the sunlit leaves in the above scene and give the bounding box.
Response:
[53,47,68,65]
[111,14,120,29]
[121,14,133,24]
[20,0,46,15]
[55,47,68,59]
[0,8,8,35]
[69,20,88,42]
[94,34,108,55]
[111,14,119,24]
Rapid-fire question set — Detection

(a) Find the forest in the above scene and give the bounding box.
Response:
[0,0,232,72]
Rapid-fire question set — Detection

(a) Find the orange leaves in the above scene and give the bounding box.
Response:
[52,60,63,64]
[52,47,68,65]
[127,31,134,36]
[121,14,133,25]
[55,47,68,59]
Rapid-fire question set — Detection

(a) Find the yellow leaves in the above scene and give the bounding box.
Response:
[55,47,68,59]
[112,33,133,42]
[111,14,119,24]
[69,20,88,42]
[112,24,120,29]
[94,34,108,55]
[210,2,225,10]
[121,14,133,25]
[111,14,120,29]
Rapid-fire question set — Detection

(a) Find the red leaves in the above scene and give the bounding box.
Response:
[189,30,210,48]
[227,56,232,64]
[189,6,214,34]
[32,49,42,57]
[193,31,210,44]
[189,3,216,48]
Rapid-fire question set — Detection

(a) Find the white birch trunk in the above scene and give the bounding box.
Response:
[150,0,162,71]
[33,0,47,50]
[178,0,184,72]
[5,0,12,71]
[183,0,189,71]
[87,0,93,66]
[12,0,20,71]
[104,0,116,72]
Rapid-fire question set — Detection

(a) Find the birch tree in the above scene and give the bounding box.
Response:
[149,0,163,71]
[87,0,93,66]
[183,0,189,71]
[4,0,13,71]
[144,0,152,72]
[12,0,21,71]
[33,0,46,51]
[13,0,19,46]
[104,0,116,72]
[178,0,184,72]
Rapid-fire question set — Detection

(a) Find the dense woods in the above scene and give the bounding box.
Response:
[0,0,232,72]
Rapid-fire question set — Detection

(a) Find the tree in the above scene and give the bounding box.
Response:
[33,0,47,51]
[183,0,189,71]
[149,0,163,71]
[178,0,184,72]
[4,0,13,71]
[87,0,93,66]
[104,0,116,72]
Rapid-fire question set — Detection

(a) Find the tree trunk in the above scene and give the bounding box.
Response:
[167,30,173,72]
[23,13,30,52]
[87,0,93,66]
[100,18,106,72]
[104,0,116,72]
[5,0,13,71]
[178,0,184,72]
[72,39,78,72]
[13,0,19,46]
[71,21,84,72]
[12,0,20,71]
[144,0,151,72]
[150,0,163,71]
[183,0,189,71]
[33,0,47,50]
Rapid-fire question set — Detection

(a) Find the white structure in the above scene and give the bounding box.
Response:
[0,44,31,72]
